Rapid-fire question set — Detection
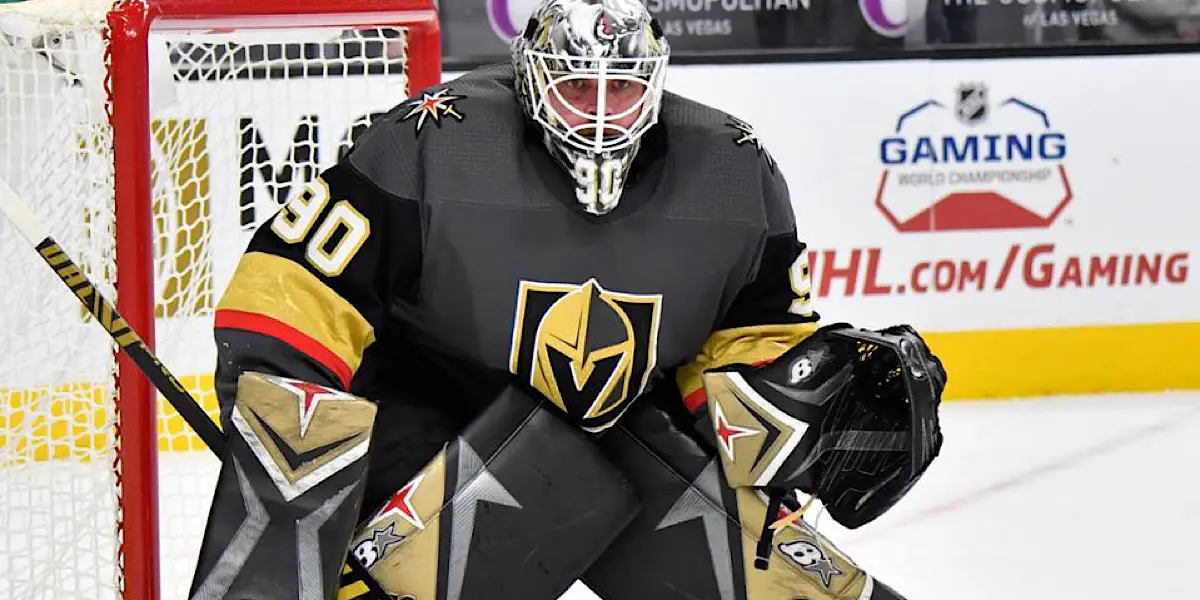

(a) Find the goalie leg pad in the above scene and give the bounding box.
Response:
[581,401,905,600]
[190,372,377,600]
[341,385,640,600]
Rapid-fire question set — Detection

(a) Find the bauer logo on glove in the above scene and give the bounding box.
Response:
[701,323,947,530]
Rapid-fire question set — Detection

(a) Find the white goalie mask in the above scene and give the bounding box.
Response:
[512,0,670,215]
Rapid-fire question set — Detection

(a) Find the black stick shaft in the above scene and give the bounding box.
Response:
[1,181,389,593]
[33,239,226,458]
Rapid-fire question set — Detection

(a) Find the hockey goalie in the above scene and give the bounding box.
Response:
[188,0,949,598]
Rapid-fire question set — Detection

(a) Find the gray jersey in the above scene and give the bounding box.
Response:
[214,63,818,435]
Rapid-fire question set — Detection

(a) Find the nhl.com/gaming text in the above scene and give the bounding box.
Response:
[807,245,1190,298]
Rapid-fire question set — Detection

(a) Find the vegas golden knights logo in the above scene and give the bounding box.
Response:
[509,279,662,432]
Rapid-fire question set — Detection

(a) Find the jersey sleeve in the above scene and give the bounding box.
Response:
[676,153,820,413]
[212,120,422,423]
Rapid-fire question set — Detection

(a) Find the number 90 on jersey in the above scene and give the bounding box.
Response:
[270,179,371,277]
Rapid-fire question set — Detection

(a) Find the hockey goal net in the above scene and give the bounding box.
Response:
[0,0,440,597]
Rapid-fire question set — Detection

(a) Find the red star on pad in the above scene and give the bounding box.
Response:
[372,473,426,531]
[710,399,760,461]
[274,378,351,439]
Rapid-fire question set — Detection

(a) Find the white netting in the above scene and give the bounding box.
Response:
[0,1,417,597]
[0,4,121,598]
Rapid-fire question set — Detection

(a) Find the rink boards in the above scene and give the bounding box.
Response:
[150,52,1200,446]
[4,53,1199,457]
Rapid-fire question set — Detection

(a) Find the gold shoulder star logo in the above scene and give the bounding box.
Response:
[729,116,777,172]
[400,88,465,134]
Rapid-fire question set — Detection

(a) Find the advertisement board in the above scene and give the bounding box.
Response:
[127,51,1197,408]
[929,0,1200,46]
[657,54,1198,396]
[442,0,910,63]
[439,0,1200,65]
[16,49,1190,450]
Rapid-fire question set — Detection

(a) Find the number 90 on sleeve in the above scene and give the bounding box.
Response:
[270,179,371,277]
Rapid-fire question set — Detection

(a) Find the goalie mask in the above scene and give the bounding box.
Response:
[512,0,670,215]
[702,325,946,532]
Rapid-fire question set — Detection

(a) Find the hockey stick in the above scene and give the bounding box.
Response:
[0,178,395,598]
[0,176,226,458]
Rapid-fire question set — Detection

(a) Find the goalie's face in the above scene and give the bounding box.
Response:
[546,73,649,141]
[524,52,666,154]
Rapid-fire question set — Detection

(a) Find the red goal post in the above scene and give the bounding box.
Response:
[0,0,440,598]
[109,3,437,595]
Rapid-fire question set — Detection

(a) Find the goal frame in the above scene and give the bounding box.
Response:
[104,1,440,597]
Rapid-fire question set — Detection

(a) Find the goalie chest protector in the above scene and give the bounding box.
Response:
[348,64,792,432]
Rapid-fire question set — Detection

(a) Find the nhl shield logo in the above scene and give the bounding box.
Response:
[955,82,989,126]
